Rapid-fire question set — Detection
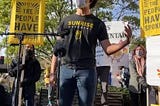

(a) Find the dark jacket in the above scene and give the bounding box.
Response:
[0,84,6,106]
[8,58,41,88]
[129,60,146,93]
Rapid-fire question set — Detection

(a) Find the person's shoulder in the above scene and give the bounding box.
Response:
[91,15,106,28]
[62,14,76,21]
[89,14,104,23]
[92,14,102,20]
[32,58,40,64]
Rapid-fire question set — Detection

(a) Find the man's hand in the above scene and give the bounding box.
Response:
[19,64,25,71]
[20,79,28,87]
[124,24,132,44]
[53,40,66,57]
[49,73,56,86]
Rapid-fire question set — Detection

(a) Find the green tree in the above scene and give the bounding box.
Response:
[37,0,74,68]
[112,0,140,37]
[0,1,11,33]
[93,0,114,21]
[129,37,146,51]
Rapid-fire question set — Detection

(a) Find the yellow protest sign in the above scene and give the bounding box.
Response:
[140,0,160,37]
[151,104,160,106]
[8,0,45,45]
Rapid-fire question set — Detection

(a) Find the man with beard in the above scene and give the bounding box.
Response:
[8,44,41,106]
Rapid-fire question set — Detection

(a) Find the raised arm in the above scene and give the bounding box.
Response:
[101,25,132,55]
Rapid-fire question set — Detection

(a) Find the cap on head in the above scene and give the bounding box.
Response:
[90,0,98,8]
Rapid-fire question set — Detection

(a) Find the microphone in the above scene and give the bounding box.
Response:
[53,40,66,57]
[53,30,69,57]
[57,30,70,38]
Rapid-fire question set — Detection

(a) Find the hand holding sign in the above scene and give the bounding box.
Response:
[123,23,132,44]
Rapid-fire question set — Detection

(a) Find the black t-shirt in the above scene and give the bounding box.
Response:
[57,14,108,68]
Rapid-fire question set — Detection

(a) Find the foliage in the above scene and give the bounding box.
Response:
[129,37,146,52]
[112,0,140,37]
[45,0,74,32]
[93,0,113,21]
[36,72,45,92]
[108,85,129,94]
[0,37,19,64]
[0,1,11,33]
[36,0,74,68]
[108,86,130,106]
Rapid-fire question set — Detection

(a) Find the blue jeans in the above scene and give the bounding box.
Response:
[59,65,97,106]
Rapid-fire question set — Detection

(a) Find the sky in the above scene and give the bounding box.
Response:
[0,48,5,56]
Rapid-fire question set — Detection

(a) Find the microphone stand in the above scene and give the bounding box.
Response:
[11,33,24,106]
[56,50,65,106]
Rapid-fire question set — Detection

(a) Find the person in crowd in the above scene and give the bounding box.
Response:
[116,66,130,88]
[50,0,132,106]
[0,73,12,106]
[8,44,41,106]
[96,40,111,105]
[0,84,6,106]
[129,44,147,106]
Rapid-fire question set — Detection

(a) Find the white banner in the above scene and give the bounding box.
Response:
[96,21,129,66]
[146,36,160,86]
[96,21,129,86]
[96,41,111,66]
